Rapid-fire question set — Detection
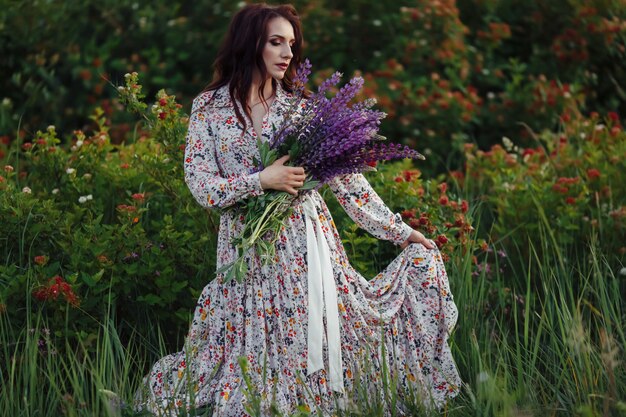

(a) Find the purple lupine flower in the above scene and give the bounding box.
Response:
[268,62,424,188]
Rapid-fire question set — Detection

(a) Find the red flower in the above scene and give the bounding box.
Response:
[394,177,403,183]
[159,98,168,107]
[586,168,601,179]
[565,197,576,205]
[366,161,377,168]
[436,234,449,247]
[31,275,79,306]
[131,193,145,202]
[460,200,469,213]
[608,112,619,123]
[158,112,167,120]
[438,196,449,206]
[34,255,48,266]
[438,183,448,193]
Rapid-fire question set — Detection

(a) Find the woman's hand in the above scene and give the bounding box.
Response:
[259,155,306,196]
[401,229,436,250]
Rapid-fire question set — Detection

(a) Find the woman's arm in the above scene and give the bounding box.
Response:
[328,173,434,249]
[184,92,265,209]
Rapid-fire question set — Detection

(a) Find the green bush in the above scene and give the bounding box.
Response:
[0,78,219,348]
[460,108,626,289]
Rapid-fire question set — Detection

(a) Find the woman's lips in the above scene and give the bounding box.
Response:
[276,63,288,70]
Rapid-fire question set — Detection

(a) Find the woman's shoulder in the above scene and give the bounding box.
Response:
[192,85,233,111]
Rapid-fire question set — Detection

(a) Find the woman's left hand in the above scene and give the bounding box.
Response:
[401,229,436,250]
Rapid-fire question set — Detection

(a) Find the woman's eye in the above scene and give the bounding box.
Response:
[271,41,281,46]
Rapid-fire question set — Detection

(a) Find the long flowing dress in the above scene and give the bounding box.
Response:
[134,82,462,416]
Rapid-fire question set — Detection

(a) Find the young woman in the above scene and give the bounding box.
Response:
[135,3,461,416]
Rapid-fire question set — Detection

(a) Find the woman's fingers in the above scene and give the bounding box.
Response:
[274,155,290,165]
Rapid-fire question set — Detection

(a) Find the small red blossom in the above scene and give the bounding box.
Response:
[120,163,130,169]
[366,161,377,168]
[608,112,620,123]
[32,275,79,306]
[438,196,449,206]
[552,184,569,194]
[131,193,145,202]
[394,177,403,183]
[159,98,168,106]
[436,234,449,247]
[460,200,469,213]
[34,255,48,266]
[438,183,448,193]
[117,204,137,212]
[158,112,167,120]
[0,136,9,145]
[586,168,601,179]
[565,197,576,205]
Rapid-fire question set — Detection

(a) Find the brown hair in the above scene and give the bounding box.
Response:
[201,3,304,130]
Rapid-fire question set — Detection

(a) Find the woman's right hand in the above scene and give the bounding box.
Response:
[259,155,306,196]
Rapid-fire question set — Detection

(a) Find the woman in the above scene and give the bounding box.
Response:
[135,3,461,416]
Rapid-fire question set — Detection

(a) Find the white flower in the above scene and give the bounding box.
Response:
[47,125,55,132]
[66,168,75,174]
[124,73,131,79]
[52,188,59,195]
[2,97,11,107]
[580,132,586,139]
[502,136,514,151]
[372,19,382,27]
[487,92,496,100]
[595,124,605,131]
[117,86,126,92]
[419,39,428,46]
[75,140,83,148]
[563,91,572,99]
[83,173,92,180]
[482,68,490,76]
[620,267,626,276]
[22,186,32,194]
[78,196,88,204]
[86,194,93,200]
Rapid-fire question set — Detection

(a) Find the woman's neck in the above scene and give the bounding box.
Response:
[249,76,276,107]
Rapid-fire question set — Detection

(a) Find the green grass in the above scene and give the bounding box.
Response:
[1,215,624,417]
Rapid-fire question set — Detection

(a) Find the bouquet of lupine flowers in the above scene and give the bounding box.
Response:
[220,60,425,283]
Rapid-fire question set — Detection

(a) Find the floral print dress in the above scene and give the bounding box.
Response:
[134,83,462,416]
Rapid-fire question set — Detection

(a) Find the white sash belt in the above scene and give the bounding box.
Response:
[302,194,344,393]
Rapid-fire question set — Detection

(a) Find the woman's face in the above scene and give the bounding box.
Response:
[262,17,295,81]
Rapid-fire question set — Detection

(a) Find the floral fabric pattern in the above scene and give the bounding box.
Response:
[134,83,462,416]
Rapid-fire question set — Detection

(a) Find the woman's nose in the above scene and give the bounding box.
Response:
[282,45,293,59]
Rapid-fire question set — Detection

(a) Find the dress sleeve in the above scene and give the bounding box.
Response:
[183,93,265,209]
[327,173,414,245]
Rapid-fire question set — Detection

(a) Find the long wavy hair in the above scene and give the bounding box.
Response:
[201,3,304,130]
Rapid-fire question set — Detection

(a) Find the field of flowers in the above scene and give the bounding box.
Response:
[0,0,625,416]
